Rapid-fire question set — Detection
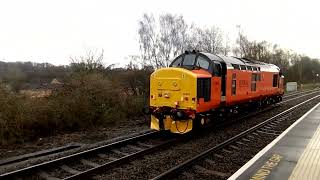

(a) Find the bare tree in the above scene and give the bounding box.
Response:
[158,14,188,67]
[233,34,273,62]
[233,33,252,58]
[138,14,160,68]
[70,49,106,73]
[201,26,224,54]
[138,13,188,68]
[186,25,224,54]
[271,45,290,72]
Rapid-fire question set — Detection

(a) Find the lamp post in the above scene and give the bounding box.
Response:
[236,25,242,57]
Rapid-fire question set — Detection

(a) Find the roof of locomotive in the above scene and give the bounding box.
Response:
[201,52,280,73]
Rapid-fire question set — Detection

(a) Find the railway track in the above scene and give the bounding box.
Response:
[1,89,319,179]
[280,88,320,104]
[151,94,320,180]
[0,131,181,179]
[282,88,319,100]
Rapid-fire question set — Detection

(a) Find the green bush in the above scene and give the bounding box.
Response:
[0,71,148,145]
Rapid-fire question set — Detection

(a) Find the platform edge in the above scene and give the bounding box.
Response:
[228,102,320,180]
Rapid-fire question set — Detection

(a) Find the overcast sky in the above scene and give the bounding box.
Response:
[0,0,319,66]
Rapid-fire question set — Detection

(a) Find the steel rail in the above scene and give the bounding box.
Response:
[0,130,158,179]
[279,89,320,104]
[283,88,319,99]
[65,138,178,180]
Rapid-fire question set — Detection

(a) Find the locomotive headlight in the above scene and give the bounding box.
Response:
[176,111,184,118]
[151,95,156,99]
[192,98,196,103]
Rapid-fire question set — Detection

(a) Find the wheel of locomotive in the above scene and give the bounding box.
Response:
[193,115,207,130]
[257,100,263,108]
[262,98,267,106]
[257,99,263,108]
[267,97,272,105]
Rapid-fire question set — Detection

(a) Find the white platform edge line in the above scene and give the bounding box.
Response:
[228,101,320,180]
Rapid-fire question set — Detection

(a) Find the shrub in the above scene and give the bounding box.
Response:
[0,70,149,145]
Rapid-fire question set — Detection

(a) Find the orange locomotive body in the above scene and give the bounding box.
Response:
[149,51,284,133]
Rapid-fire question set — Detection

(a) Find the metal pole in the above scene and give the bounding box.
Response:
[236,25,242,57]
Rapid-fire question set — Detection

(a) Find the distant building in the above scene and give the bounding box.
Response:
[286,82,297,92]
[51,78,63,85]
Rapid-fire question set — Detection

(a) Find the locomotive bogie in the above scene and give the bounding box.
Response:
[150,115,193,133]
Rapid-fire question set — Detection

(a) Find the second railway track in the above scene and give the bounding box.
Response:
[0,131,180,179]
[151,94,320,180]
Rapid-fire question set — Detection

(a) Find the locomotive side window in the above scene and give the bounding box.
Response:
[196,56,210,70]
[232,73,236,95]
[257,74,261,81]
[183,54,196,66]
[273,74,278,87]
[240,65,247,70]
[232,64,240,70]
[252,67,257,71]
[213,63,222,77]
[171,56,183,67]
[251,73,257,91]
[170,54,211,71]
[247,66,253,71]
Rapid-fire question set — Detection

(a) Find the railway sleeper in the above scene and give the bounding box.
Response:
[127,145,145,151]
[222,149,232,153]
[229,145,240,150]
[213,154,224,159]
[136,142,153,148]
[242,138,250,142]
[60,165,81,175]
[80,159,99,168]
[204,158,216,165]
[236,141,248,146]
[256,130,280,136]
[111,149,130,156]
[247,135,255,139]
[194,165,231,178]
[38,171,60,180]
[252,132,260,136]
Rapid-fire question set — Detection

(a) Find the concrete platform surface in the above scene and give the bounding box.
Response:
[229,102,320,180]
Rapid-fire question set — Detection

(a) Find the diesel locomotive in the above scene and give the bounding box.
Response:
[149,51,284,133]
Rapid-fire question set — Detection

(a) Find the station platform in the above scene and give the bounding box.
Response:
[229,102,320,180]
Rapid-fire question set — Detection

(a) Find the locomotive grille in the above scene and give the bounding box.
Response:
[197,78,211,102]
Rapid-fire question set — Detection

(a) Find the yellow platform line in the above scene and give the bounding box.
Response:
[289,108,320,180]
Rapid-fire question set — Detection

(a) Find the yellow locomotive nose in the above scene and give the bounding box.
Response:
[149,68,197,133]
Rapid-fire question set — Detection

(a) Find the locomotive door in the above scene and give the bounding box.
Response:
[212,62,222,106]
[220,62,227,101]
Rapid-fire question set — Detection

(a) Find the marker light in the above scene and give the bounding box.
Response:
[192,98,196,103]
